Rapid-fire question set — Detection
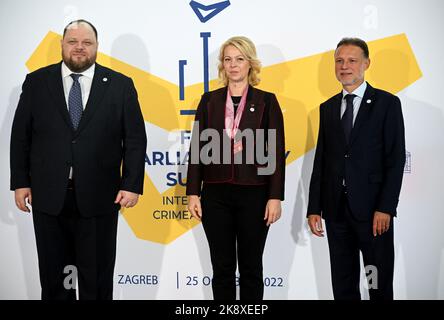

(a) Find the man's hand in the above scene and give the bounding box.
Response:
[15,188,32,213]
[264,199,281,226]
[188,195,202,221]
[373,211,391,236]
[115,190,140,208]
[308,214,324,237]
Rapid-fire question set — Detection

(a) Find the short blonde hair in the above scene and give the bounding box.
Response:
[218,36,261,86]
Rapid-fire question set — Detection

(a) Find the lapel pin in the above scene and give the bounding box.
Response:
[366,99,371,103]
[103,77,108,82]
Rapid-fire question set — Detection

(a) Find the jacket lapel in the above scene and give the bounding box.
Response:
[208,87,228,132]
[46,62,74,132]
[238,86,265,131]
[75,63,110,135]
[349,82,375,146]
[209,86,265,132]
[330,92,345,144]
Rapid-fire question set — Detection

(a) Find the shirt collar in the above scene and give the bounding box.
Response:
[61,61,95,79]
[342,81,367,100]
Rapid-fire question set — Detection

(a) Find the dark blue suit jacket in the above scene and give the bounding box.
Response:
[10,62,147,217]
[307,82,405,221]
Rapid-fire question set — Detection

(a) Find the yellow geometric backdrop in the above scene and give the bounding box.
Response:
[26,33,421,244]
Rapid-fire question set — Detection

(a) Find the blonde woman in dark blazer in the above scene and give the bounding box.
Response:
[187,36,285,300]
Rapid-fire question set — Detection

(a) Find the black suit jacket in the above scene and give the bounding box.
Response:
[186,86,286,200]
[10,62,147,217]
[307,82,405,221]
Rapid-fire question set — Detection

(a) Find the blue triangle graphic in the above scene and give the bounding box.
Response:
[189,1,231,23]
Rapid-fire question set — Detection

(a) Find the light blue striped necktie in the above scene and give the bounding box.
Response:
[68,74,83,130]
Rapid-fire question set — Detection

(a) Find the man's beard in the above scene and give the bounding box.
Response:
[63,52,96,73]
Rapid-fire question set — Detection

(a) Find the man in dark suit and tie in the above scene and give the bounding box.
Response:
[307,38,405,300]
[10,19,147,300]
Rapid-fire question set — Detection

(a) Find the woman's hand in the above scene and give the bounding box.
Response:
[188,195,202,221]
[264,199,281,226]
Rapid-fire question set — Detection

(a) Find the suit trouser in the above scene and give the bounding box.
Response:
[201,183,269,300]
[325,191,394,300]
[32,182,118,300]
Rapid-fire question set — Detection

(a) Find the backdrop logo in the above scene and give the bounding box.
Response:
[27,29,421,244]
[189,0,231,23]
[405,151,411,173]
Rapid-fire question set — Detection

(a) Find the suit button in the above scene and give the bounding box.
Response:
[72,140,76,144]
[345,154,349,158]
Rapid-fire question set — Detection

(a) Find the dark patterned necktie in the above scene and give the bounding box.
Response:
[68,74,83,130]
[342,94,356,144]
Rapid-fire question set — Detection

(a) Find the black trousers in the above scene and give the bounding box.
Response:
[201,183,269,300]
[32,182,118,300]
[325,191,394,300]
